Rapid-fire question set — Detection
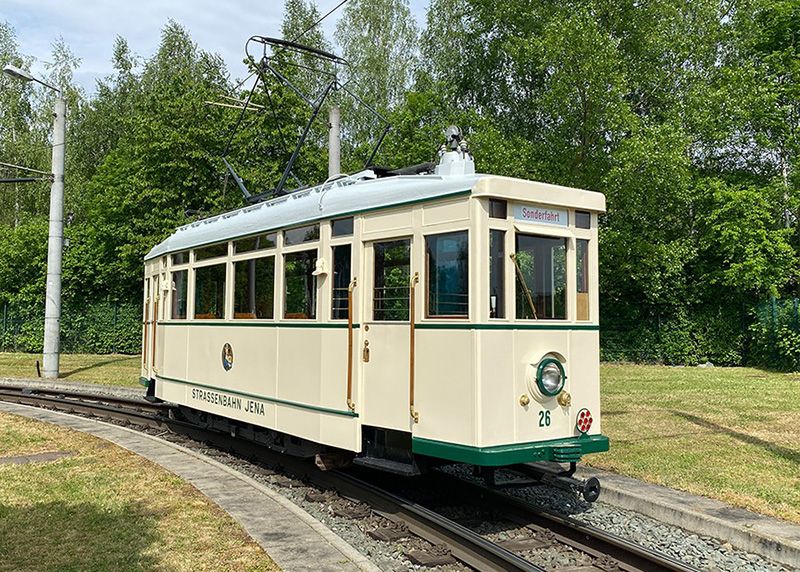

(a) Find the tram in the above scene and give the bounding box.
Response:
[140,135,609,490]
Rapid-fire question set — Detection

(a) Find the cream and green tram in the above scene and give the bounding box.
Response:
[140,150,609,486]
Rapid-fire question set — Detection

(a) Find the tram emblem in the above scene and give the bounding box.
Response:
[221,343,234,371]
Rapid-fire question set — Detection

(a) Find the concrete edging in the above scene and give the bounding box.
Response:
[578,466,800,569]
[0,402,380,572]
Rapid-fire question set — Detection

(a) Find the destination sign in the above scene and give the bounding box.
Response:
[513,203,568,227]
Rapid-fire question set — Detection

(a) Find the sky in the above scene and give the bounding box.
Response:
[1,0,428,95]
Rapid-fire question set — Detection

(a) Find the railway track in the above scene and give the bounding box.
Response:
[0,386,700,572]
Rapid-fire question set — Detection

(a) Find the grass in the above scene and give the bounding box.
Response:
[588,364,800,524]
[0,412,279,572]
[1,352,797,524]
[0,352,141,387]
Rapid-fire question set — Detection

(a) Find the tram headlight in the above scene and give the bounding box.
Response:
[536,358,565,396]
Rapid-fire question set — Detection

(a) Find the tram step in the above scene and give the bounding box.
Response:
[352,456,422,476]
[552,446,582,463]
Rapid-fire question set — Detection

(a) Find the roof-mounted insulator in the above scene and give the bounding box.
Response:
[435,126,475,177]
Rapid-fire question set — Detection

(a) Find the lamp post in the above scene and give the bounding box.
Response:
[3,64,65,379]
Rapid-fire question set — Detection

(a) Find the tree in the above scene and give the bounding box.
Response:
[335,0,419,157]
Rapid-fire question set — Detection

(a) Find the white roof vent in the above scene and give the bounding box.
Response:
[434,125,475,176]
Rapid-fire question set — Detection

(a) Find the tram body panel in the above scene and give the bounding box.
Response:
[141,168,608,468]
[413,329,477,446]
[360,322,412,432]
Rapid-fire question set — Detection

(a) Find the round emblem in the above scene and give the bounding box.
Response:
[221,343,234,371]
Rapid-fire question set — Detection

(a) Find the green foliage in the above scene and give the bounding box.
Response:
[749,298,800,371]
[1,300,140,354]
[1,1,799,366]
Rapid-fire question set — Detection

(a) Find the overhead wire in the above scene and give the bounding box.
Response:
[288,0,350,45]
[223,0,352,198]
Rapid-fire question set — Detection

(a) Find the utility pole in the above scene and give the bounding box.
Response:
[43,96,66,378]
[3,65,65,379]
[328,106,340,177]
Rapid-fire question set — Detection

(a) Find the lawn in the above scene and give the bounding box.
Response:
[0,412,279,572]
[0,352,141,387]
[589,364,800,524]
[1,353,797,524]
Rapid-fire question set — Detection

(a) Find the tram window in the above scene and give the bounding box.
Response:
[233,256,274,319]
[284,223,320,246]
[284,250,317,319]
[195,242,228,261]
[234,232,276,254]
[575,211,591,229]
[513,234,566,320]
[489,230,505,318]
[426,231,468,317]
[332,217,354,237]
[489,199,507,219]
[194,264,226,319]
[577,239,590,321]
[373,239,410,321]
[171,251,189,265]
[171,270,188,319]
[331,245,351,320]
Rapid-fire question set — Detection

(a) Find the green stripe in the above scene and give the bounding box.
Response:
[412,434,609,466]
[415,323,599,331]
[157,321,594,331]
[158,321,358,329]
[155,374,358,418]
[147,189,472,260]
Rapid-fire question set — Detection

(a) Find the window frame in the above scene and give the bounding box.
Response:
[513,231,568,321]
[331,243,352,320]
[192,262,227,320]
[232,254,276,320]
[194,241,229,262]
[170,269,189,320]
[489,228,506,319]
[282,247,319,320]
[283,223,320,247]
[233,232,278,255]
[371,237,413,323]
[331,217,354,237]
[424,229,470,319]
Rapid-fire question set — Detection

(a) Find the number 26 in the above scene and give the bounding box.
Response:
[538,410,551,427]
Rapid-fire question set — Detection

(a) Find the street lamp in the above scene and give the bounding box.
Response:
[3,64,65,380]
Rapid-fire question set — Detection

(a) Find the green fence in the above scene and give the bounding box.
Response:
[600,305,749,366]
[3,296,799,370]
[749,297,800,371]
[1,300,141,355]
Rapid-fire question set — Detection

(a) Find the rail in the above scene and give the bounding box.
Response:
[0,385,700,572]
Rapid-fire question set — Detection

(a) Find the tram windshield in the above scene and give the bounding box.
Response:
[513,234,566,320]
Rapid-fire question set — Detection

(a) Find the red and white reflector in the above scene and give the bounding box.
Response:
[576,408,593,434]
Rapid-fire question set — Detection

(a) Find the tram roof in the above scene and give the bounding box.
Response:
[144,172,605,261]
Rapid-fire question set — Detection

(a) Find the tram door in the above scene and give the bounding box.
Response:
[361,238,413,431]
[145,275,159,377]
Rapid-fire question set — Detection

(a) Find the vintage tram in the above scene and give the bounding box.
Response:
[140,140,609,494]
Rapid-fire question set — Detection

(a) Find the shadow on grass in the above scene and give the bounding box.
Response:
[671,410,800,465]
[60,355,138,380]
[0,500,164,572]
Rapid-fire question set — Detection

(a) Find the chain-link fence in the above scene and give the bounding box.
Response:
[1,300,141,354]
[748,297,800,371]
[599,305,750,366]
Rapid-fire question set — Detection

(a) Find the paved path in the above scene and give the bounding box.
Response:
[0,401,380,572]
[578,466,800,569]
[0,377,143,400]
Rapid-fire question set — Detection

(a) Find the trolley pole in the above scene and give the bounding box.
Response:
[328,105,340,177]
[42,95,66,379]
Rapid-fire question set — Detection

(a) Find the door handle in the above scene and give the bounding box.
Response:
[362,340,370,363]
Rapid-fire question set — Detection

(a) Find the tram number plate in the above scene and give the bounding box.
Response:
[538,410,551,427]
